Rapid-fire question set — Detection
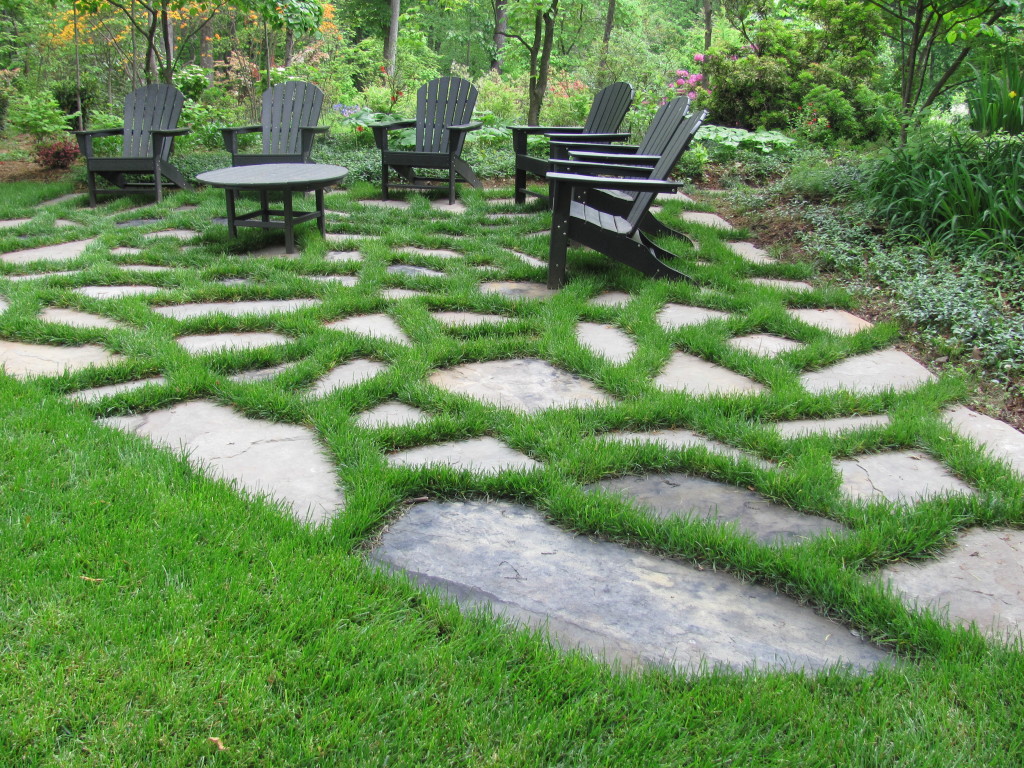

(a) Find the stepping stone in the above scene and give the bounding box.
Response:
[489,197,516,206]
[505,250,546,268]
[382,288,426,300]
[882,528,1024,641]
[680,211,734,230]
[657,303,729,330]
[658,191,693,202]
[109,247,142,256]
[244,244,300,259]
[944,406,1024,477]
[177,332,291,354]
[787,308,873,335]
[480,281,556,300]
[590,472,846,545]
[326,314,411,344]
[387,436,540,473]
[395,247,462,259]
[727,242,776,264]
[600,428,770,468]
[356,401,429,428]
[727,334,805,356]
[370,499,888,672]
[655,352,765,396]
[475,265,504,275]
[775,414,891,438]
[387,264,445,278]
[0,340,123,378]
[175,205,197,212]
[215,278,252,286]
[143,229,199,241]
[39,307,122,329]
[326,250,363,262]
[100,400,342,524]
[1,239,96,265]
[115,218,162,228]
[835,450,974,504]
[228,361,300,383]
[74,285,163,299]
[3,270,82,282]
[748,277,813,293]
[576,322,635,364]
[53,219,78,228]
[153,299,319,320]
[525,230,549,238]
[801,349,935,395]
[327,233,377,244]
[486,212,533,220]
[120,264,172,273]
[37,193,83,207]
[308,359,388,396]
[649,205,663,215]
[361,199,410,210]
[305,274,358,286]
[67,376,166,402]
[0,296,6,314]
[430,358,613,413]
[431,311,508,327]
[429,199,468,214]
[589,291,631,308]
[0,218,31,229]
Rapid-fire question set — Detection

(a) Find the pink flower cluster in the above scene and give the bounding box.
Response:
[673,68,703,101]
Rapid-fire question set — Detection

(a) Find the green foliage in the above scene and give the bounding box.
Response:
[32,138,79,169]
[173,64,210,102]
[52,77,99,128]
[178,99,240,151]
[697,125,795,157]
[9,91,77,141]
[696,50,795,130]
[967,56,1024,135]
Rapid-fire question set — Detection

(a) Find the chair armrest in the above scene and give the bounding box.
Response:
[373,119,417,130]
[545,131,631,143]
[549,159,654,177]
[73,128,124,157]
[299,126,328,159]
[567,150,659,165]
[564,144,641,155]
[548,171,680,193]
[448,122,482,132]
[150,128,190,136]
[300,126,329,134]
[221,125,262,154]
[509,125,585,135]
[221,125,263,136]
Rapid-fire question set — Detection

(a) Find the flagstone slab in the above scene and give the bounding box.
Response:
[37,193,83,207]
[39,307,122,329]
[388,436,540,473]
[53,219,78,228]
[657,303,730,330]
[1,238,97,265]
[505,250,546,268]
[655,352,765,396]
[326,250,363,262]
[228,361,300,383]
[153,298,319,320]
[326,313,411,344]
[479,281,557,300]
[728,333,805,356]
[726,241,776,264]
[305,274,358,285]
[3,270,83,282]
[658,191,694,202]
[387,264,445,278]
[835,450,974,504]
[680,211,734,230]
[243,244,300,259]
[370,499,888,672]
[486,212,534,220]
[0,340,123,378]
[67,376,167,402]
[0,219,31,229]
[775,414,891,438]
[430,199,468,213]
[115,218,162,228]
[599,428,770,468]
[430,358,613,413]
[382,288,426,300]
[177,332,291,354]
[74,285,163,299]
[882,527,1024,641]
[328,233,378,245]
[100,400,342,524]
[0,296,6,314]
[361,199,410,210]
[802,349,935,395]
[309,359,388,396]
[120,264,173,273]
[431,311,508,327]
[143,229,199,241]
[110,247,143,256]
[396,247,462,259]
[788,308,874,335]
[944,406,1024,477]
[748,278,813,293]
[590,472,846,545]
[589,291,632,308]
[356,401,429,428]
[576,322,635,364]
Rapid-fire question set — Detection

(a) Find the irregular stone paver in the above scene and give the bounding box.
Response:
[728,333,805,356]
[228,361,299,383]
[589,291,631,308]
[680,211,734,230]
[0,219,31,228]
[943,406,1024,477]
[110,247,143,256]
[121,264,172,273]
[74,285,163,299]
[326,250,363,262]
[177,332,291,354]
[726,242,776,264]
[53,219,78,228]
[1,239,96,265]
[356,401,429,428]
[600,428,770,468]
[326,313,411,344]
[396,247,462,259]
[657,303,730,330]
[486,212,533,220]
[371,500,888,672]
[387,436,540,473]
[216,278,252,286]
[361,199,410,210]
[788,308,874,335]
[0,297,7,315]
[328,233,377,245]
[505,250,546,268]
[3,270,82,282]
[309,359,388,396]
[882,528,1024,641]
[387,264,445,278]
[658,191,693,202]
[244,245,300,259]
[153,299,319,320]
[100,400,342,524]
[143,229,198,241]
[576,322,636,364]
[835,450,974,504]
[37,193,83,207]
[0,340,123,378]
[39,307,122,330]
[430,199,468,213]
[115,218,161,228]
[431,311,508,327]
[480,281,556,300]
[305,274,358,286]
[748,277,813,293]
[802,349,935,395]
[590,472,845,545]
[655,352,765,396]
[382,288,426,300]
[775,414,891,438]
[67,376,167,402]
[430,358,613,413]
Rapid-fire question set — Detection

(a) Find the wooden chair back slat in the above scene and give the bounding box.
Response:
[637,96,690,157]
[582,82,634,133]
[415,77,478,153]
[122,84,184,160]
[261,82,324,156]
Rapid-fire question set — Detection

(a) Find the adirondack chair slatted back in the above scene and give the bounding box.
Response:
[122,84,185,160]
[416,77,478,154]
[582,82,634,133]
[625,110,707,230]
[261,82,324,156]
[636,96,690,157]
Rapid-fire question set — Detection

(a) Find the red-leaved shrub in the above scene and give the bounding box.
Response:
[33,140,79,170]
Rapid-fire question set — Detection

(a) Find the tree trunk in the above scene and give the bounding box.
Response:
[703,0,712,50]
[160,2,174,83]
[526,0,557,124]
[284,28,295,66]
[200,19,214,76]
[599,0,615,73]
[384,0,400,77]
[491,0,507,72]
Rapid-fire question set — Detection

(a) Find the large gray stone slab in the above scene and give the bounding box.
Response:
[356,401,429,428]
[727,242,776,264]
[153,299,319,320]
[882,527,1024,641]
[657,304,729,330]
[120,264,172,273]
[599,428,770,468]
[74,285,163,299]
[431,311,508,327]
[37,193,84,207]
[727,334,804,356]
[109,247,143,256]
[505,250,547,269]
[387,264,445,278]
[788,309,873,335]
[361,199,410,210]
[309,359,388,396]
[775,414,891,438]
[1,239,97,265]
[748,278,813,293]
[943,406,1024,477]
[655,352,765,396]
[328,233,378,245]
[243,245,300,259]
[0,218,31,229]
[387,436,540,473]
[576,322,635,364]
[67,376,167,402]
[326,314,411,345]
[480,281,557,300]
[227,361,300,383]
[325,250,363,262]
[382,288,426,300]
[430,358,613,413]
[0,296,7,314]
[0,340,123,378]
[429,199,468,214]
[305,274,358,286]
[835,450,975,505]
[802,349,936,395]
[680,211,734,230]
[39,307,122,330]
[396,247,462,259]
[177,332,291,354]
[4,270,83,282]
[589,291,631,308]
[590,473,846,545]
[143,229,199,241]
[100,400,342,524]
[371,500,888,672]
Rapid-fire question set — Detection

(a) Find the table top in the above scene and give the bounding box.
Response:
[196,163,348,190]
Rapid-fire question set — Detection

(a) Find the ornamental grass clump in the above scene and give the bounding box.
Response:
[967,56,1024,136]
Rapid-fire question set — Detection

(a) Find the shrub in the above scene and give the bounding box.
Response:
[173,65,211,102]
[33,139,79,169]
[52,77,99,128]
[796,86,858,142]
[9,92,78,141]
[967,56,1024,136]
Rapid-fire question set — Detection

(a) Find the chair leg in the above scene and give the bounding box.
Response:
[639,210,699,249]
[86,170,98,207]
[514,167,526,205]
[153,160,163,203]
[381,161,390,200]
[448,161,456,205]
[548,183,572,289]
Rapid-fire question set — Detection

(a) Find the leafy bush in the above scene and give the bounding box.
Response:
[697,125,795,158]
[9,92,78,141]
[173,65,210,102]
[52,77,98,128]
[33,139,79,169]
[967,56,1024,136]
[178,99,243,151]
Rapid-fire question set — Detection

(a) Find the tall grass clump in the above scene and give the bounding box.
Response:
[967,57,1024,136]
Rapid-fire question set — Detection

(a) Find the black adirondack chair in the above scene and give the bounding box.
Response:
[74,84,190,207]
[546,111,709,289]
[372,77,482,205]
[510,82,634,205]
[221,81,327,166]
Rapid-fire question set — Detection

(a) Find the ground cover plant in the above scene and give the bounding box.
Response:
[2,181,1024,765]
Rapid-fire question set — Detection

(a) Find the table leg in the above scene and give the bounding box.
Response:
[283,191,295,254]
[316,188,326,237]
[226,189,237,239]
[260,190,269,222]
